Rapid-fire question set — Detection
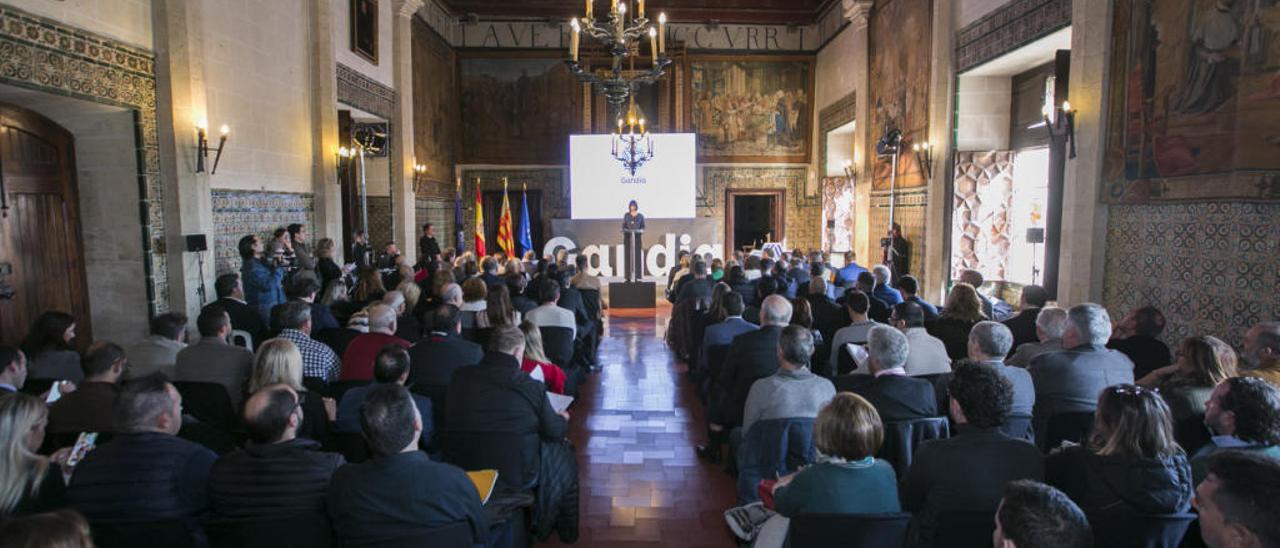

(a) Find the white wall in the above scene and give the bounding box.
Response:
[201,0,315,193]
[956,75,1011,151]
[4,0,152,49]
[333,0,394,87]
[958,0,1010,28]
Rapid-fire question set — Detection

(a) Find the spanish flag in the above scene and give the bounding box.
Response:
[497,178,516,259]
[473,185,486,256]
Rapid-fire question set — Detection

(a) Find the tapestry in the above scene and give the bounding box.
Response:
[458,55,583,164]
[1103,0,1280,203]
[868,0,932,191]
[412,18,457,194]
[689,57,813,163]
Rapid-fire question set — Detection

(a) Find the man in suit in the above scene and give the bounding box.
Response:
[897,275,939,323]
[804,276,849,345]
[958,269,995,321]
[0,346,26,394]
[969,321,1035,420]
[125,313,188,380]
[889,302,952,377]
[1007,307,1068,367]
[870,265,903,306]
[337,345,432,445]
[507,273,538,315]
[208,273,267,348]
[1002,285,1048,352]
[406,305,482,427]
[676,260,715,306]
[1028,303,1135,435]
[175,306,256,411]
[855,271,891,323]
[835,325,937,421]
[328,384,488,546]
[479,257,503,289]
[1239,321,1280,387]
[835,251,868,288]
[699,293,757,374]
[900,362,1044,547]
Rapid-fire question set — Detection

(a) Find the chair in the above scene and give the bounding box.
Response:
[1001,414,1035,442]
[789,512,912,548]
[302,377,331,397]
[539,326,575,369]
[440,430,534,492]
[230,329,253,349]
[179,419,238,454]
[468,326,494,348]
[932,510,997,548]
[1085,512,1197,548]
[735,418,816,505]
[334,431,371,463]
[172,381,239,431]
[90,520,197,548]
[19,378,56,397]
[1042,411,1095,453]
[915,373,953,419]
[206,512,333,548]
[328,380,371,404]
[337,520,472,548]
[880,417,950,477]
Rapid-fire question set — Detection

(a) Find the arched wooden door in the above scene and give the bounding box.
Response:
[0,102,91,348]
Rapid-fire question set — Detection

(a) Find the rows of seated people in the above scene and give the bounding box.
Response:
[665,249,1280,548]
[0,246,605,547]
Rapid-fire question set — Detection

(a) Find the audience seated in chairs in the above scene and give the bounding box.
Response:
[676,260,715,305]
[1046,384,1193,515]
[726,392,900,547]
[1108,306,1173,380]
[48,342,126,436]
[335,345,432,443]
[67,375,217,538]
[898,275,940,323]
[0,509,95,548]
[176,306,256,412]
[519,320,569,395]
[1007,307,1068,367]
[1239,321,1280,387]
[700,292,758,377]
[968,321,1036,436]
[208,384,344,521]
[327,384,489,546]
[1030,303,1135,439]
[1193,451,1280,548]
[288,276,339,334]
[124,312,187,380]
[507,273,538,315]
[1137,335,1238,453]
[929,283,987,362]
[957,270,995,321]
[525,278,577,339]
[854,271,892,324]
[870,265,903,306]
[828,290,878,376]
[900,362,1044,548]
[0,394,70,518]
[383,291,421,343]
[21,311,82,383]
[993,480,1092,548]
[834,325,937,422]
[459,278,489,331]
[208,273,268,349]
[485,283,522,329]
[272,301,342,384]
[250,339,334,448]
[338,304,410,381]
[1192,376,1280,483]
[1002,285,1049,352]
[406,304,482,425]
[741,325,836,436]
[888,302,952,377]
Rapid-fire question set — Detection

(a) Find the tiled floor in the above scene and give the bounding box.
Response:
[543,306,738,547]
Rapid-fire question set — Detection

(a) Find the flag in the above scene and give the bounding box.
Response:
[517,183,533,257]
[496,179,516,258]
[474,186,486,256]
[454,179,465,253]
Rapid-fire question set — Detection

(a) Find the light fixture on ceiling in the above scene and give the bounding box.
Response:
[612,95,653,176]
[567,1,671,109]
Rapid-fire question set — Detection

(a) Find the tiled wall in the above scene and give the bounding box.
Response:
[699,166,822,252]
[365,196,394,251]
[1103,202,1280,347]
[211,190,315,274]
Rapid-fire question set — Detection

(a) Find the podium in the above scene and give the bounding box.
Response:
[609,281,656,309]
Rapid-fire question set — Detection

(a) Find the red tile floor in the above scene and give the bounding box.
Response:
[542,306,738,547]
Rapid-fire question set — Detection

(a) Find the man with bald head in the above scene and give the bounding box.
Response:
[1240,321,1280,387]
[208,384,344,520]
[712,295,794,434]
[339,303,411,381]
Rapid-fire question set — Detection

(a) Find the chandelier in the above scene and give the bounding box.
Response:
[612,96,653,176]
[567,0,671,109]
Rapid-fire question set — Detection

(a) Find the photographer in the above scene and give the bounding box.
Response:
[239,234,286,324]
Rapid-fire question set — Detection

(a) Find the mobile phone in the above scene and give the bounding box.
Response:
[66,432,98,468]
[45,380,65,404]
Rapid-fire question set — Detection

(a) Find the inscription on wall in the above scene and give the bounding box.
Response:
[453,22,819,51]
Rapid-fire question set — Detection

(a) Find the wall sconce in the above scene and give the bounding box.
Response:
[336,146,354,184]
[912,141,934,180]
[1043,100,1077,159]
[413,162,428,188]
[841,159,856,182]
[195,123,230,174]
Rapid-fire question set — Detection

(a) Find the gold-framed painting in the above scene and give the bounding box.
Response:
[351,0,378,65]
[687,56,814,163]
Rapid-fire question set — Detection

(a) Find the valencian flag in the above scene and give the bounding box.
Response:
[473,183,486,256]
[517,183,533,257]
[454,178,465,253]
[496,178,516,258]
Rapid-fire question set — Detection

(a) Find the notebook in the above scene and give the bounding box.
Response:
[466,469,499,505]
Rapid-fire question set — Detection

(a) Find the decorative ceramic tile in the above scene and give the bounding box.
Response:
[700,166,821,250]
[337,63,395,119]
[951,151,1015,281]
[211,190,315,275]
[956,0,1072,73]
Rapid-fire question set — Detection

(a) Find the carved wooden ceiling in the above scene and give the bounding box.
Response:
[440,0,835,24]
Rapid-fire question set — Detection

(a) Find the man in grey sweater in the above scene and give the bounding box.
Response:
[742,325,837,434]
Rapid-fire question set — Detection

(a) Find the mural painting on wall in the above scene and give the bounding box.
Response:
[459,55,583,165]
[412,19,457,195]
[821,176,855,253]
[868,0,932,191]
[689,57,813,163]
[1104,0,1280,203]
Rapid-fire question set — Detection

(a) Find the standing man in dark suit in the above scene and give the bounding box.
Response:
[707,295,792,457]
[418,224,441,266]
[1002,285,1048,352]
[834,325,937,421]
[208,273,267,348]
[406,305,483,427]
[1029,303,1135,435]
[328,384,488,546]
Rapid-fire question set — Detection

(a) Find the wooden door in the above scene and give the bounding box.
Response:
[725,189,786,254]
[0,103,91,347]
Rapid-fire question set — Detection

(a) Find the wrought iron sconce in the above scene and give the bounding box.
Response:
[413,162,428,188]
[912,141,934,180]
[336,146,354,184]
[841,159,856,182]
[195,123,230,174]
[1043,100,1077,159]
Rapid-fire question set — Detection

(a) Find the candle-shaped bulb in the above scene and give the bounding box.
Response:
[585,0,593,20]
[638,0,645,19]
[1042,104,1052,118]
[570,19,581,62]
[658,12,667,53]
[1061,100,1071,112]
[649,26,658,64]
[219,124,230,136]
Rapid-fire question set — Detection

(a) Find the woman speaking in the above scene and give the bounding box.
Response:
[622,200,645,282]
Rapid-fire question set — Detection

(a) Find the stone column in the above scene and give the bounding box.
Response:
[308,0,344,245]
[152,0,214,320]
[921,0,956,303]
[843,0,874,268]
[390,0,424,265]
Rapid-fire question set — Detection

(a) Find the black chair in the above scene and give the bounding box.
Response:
[699,344,731,404]
[1174,414,1211,456]
[302,376,331,398]
[1001,414,1035,442]
[539,326,575,369]
[334,431,371,463]
[172,381,239,431]
[179,419,238,454]
[468,327,495,349]
[90,520,197,548]
[206,512,333,548]
[880,417,950,477]
[1085,512,1197,548]
[338,520,472,548]
[1042,411,1095,453]
[789,512,912,548]
[916,373,953,420]
[440,430,534,492]
[933,510,996,548]
[19,378,56,397]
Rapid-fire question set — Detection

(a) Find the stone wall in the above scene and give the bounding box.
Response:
[211,190,314,274]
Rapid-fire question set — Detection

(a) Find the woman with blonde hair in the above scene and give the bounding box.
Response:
[928,282,987,360]
[396,281,423,315]
[0,394,67,518]
[1138,335,1238,422]
[518,321,567,394]
[252,339,334,442]
[314,237,344,291]
[351,266,386,307]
